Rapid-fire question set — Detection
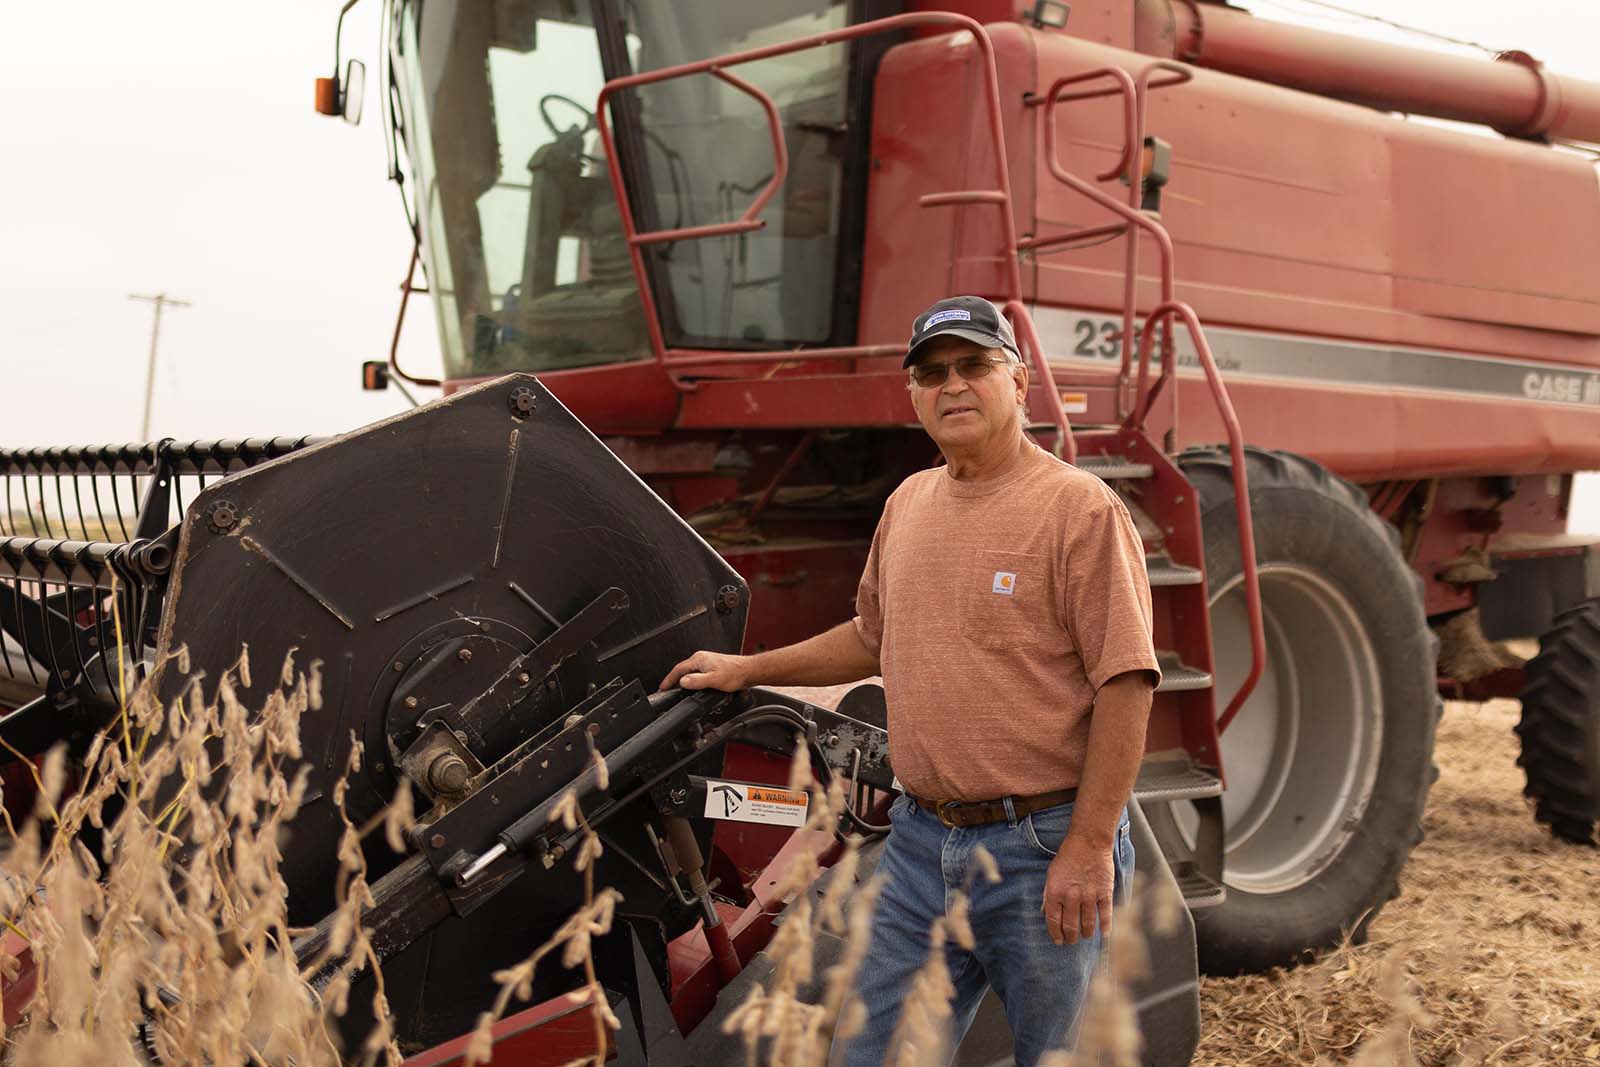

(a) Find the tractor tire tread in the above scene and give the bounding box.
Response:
[1518,600,1600,846]
[1171,445,1440,974]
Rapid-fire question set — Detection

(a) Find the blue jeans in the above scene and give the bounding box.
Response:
[838,793,1134,1067]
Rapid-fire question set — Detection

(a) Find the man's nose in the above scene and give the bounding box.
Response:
[940,369,971,395]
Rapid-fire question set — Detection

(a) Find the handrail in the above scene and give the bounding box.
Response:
[1130,62,1193,425]
[1029,67,1140,182]
[618,68,789,248]
[1037,63,1261,723]
[1005,298,1077,463]
[1136,301,1264,727]
[597,13,1009,367]
[389,241,441,388]
[591,12,1076,445]
[1041,71,1177,405]
[1031,63,1192,415]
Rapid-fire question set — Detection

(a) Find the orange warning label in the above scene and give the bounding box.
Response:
[703,779,810,827]
[1059,391,1088,414]
[748,786,807,806]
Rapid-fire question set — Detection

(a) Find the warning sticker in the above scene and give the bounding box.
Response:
[1059,391,1088,414]
[703,779,810,828]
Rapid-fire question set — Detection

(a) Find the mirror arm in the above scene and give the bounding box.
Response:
[317,0,367,117]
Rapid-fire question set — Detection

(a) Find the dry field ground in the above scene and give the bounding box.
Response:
[1197,698,1600,1067]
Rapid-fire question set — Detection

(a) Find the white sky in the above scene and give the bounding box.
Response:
[2,0,1598,525]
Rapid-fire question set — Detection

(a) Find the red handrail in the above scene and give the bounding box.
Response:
[389,241,442,389]
[617,69,789,248]
[594,13,1023,364]
[1136,302,1265,728]
[1035,62,1262,723]
[590,12,1075,444]
[1039,66,1179,407]
[1004,298,1077,463]
[1028,66,1140,182]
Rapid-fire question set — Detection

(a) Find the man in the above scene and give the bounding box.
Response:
[660,296,1160,1066]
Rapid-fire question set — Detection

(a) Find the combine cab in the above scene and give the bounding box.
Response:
[7,0,1600,1063]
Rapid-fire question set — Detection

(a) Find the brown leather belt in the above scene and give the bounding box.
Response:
[909,787,1078,828]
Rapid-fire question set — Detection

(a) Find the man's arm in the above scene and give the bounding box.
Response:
[1041,669,1155,945]
[659,620,881,693]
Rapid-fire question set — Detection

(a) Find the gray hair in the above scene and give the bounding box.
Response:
[1006,350,1029,421]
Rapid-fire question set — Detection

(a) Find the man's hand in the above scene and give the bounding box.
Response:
[660,650,752,692]
[1041,832,1116,946]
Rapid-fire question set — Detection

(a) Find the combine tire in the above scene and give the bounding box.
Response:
[1155,447,1438,975]
[1517,601,1600,845]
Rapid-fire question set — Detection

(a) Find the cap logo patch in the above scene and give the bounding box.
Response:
[992,571,1016,595]
[926,308,972,327]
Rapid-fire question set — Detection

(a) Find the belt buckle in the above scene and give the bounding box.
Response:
[935,800,962,828]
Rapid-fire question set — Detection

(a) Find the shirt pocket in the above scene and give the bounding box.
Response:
[959,549,1049,651]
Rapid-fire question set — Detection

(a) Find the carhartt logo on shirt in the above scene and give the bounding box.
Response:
[992,571,1016,595]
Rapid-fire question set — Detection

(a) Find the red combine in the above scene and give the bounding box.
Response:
[3,1,1599,1064]
[361,0,1600,962]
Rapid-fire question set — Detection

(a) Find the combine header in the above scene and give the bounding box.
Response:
[6,0,1600,1063]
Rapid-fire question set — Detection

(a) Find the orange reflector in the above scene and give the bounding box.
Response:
[314,77,339,116]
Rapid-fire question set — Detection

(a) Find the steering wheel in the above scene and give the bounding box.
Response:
[539,93,597,139]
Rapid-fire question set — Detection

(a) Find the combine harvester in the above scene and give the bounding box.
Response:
[4,1,1600,1063]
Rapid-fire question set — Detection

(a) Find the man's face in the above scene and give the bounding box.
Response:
[907,336,1028,454]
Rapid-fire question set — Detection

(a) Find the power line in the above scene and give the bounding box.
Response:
[128,292,192,441]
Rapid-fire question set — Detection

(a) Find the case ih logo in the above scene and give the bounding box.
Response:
[1522,372,1600,406]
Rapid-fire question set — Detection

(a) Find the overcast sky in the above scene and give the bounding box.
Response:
[2,1,1598,523]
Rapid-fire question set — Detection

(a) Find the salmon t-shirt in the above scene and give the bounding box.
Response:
[852,442,1160,801]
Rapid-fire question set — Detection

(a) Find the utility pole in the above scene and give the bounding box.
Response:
[128,292,191,441]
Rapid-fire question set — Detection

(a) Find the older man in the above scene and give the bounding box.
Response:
[661,295,1159,1066]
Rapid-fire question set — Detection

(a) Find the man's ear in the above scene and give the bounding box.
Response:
[1013,361,1029,400]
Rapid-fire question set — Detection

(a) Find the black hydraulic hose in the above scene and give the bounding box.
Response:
[547,704,816,851]
[503,692,730,851]
[460,699,893,885]
[567,702,890,843]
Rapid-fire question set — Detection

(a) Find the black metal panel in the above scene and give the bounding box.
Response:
[1480,547,1598,641]
[151,371,747,897]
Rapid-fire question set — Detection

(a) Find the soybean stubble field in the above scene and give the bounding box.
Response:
[1195,697,1600,1067]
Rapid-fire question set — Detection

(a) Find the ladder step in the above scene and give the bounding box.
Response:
[1134,759,1224,803]
[1155,651,1212,692]
[1171,861,1226,909]
[1075,454,1155,480]
[1146,554,1203,587]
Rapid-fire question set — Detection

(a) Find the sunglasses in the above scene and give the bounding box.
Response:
[908,353,1012,388]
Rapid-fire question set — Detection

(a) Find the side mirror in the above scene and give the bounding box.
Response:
[312,0,367,125]
[341,59,366,125]
[362,361,391,391]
